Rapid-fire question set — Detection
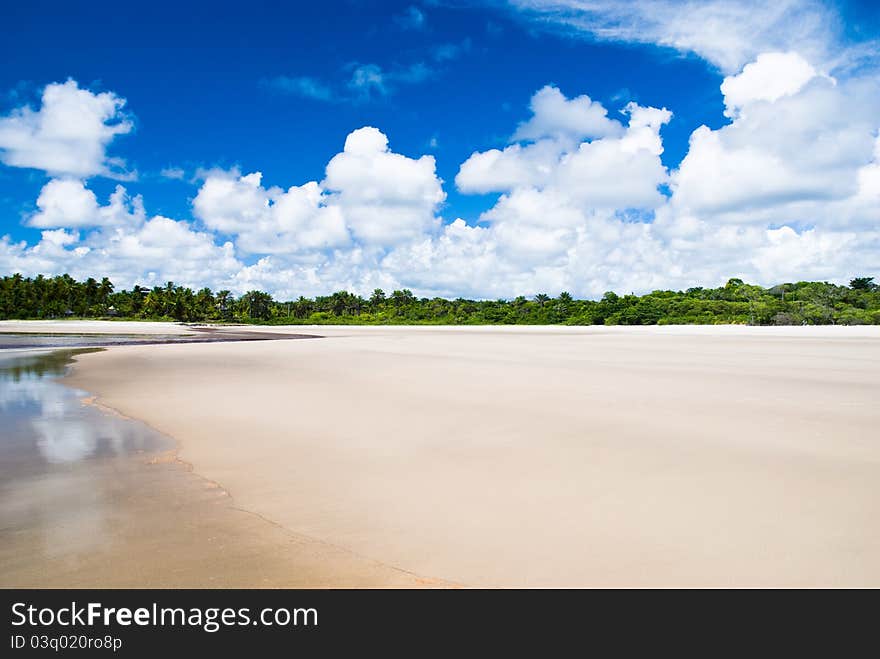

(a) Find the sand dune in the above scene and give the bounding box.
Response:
[64,325,880,587]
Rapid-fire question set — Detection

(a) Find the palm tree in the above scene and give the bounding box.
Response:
[555,291,573,318]
[390,289,415,307]
[240,290,273,320]
[370,288,386,309]
[215,290,233,321]
[98,277,114,301]
[293,295,312,318]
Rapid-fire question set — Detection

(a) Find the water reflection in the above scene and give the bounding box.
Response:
[0,349,172,477]
[0,348,176,569]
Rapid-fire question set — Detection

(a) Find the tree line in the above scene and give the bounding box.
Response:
[1,273,878,325]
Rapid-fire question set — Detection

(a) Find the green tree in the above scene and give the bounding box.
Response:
[239,290,273,320]
[2,273,879,327]
[850,276,876,291]
[370,288,386,309]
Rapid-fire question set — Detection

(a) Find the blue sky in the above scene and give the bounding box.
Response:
[0,0,723,231]
[1,1,878,298]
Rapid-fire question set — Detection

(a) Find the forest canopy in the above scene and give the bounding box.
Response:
[1,273,878,326]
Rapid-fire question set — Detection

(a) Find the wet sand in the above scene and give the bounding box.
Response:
[0,320,319,349]
[0,320,194,335]
[0,449,442,588]
[0,348,438,588]
[53,324,880,587]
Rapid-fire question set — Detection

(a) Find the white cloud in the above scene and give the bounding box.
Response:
[323,127,445,245]
[28,179,145,229]
[3,182,242,291]
[3,62,880,301]
[0,222,241,293]
[0,80,133,179]
[512,85,624,143]
[456,140,565,193]
[550,104,671,209]
[457,86,632,194]
[421,60,878,298]
[93,217,240,291]
[505,0,872,75]
[719,51,819,118]
[193,170,349,254]
[855,134,880,202]
[411,89,677,295]
[458,94,670,207]
[192,127,444,254]
[668,54,880,225]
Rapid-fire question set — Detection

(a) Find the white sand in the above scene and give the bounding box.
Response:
[64,325,880,587]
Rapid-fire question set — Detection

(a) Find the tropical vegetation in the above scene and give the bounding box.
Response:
[1,273,878,325]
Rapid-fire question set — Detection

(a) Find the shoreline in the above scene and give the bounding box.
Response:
[0,320,322,349]
[4,318,880,336]
[69,358,452,589]
[0,344,444,588]
[56,324,880,587]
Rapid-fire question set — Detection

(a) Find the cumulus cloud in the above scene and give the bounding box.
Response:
[513,85,624,143]
[719,51,819,117]
[323,127,445,244]
[191,127,444,255]
[3,58,880,300]
[456,140,565,193]
[0,226,240,293]
[458,88,670,206]
[457,86,634,194]
[193,171,349,254]
[2,179,241,291]
[668,52,880,225]
[81,218,236,290]
[0,80,133,178]
[421,55,879,298]
[396,87,676,295]
[28,179,145,229]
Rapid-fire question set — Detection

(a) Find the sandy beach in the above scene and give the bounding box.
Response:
[19,322,869,587]
[0,339,433,588]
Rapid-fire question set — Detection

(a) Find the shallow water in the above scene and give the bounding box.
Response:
[0,348,178,580]
[0,349,173,481]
